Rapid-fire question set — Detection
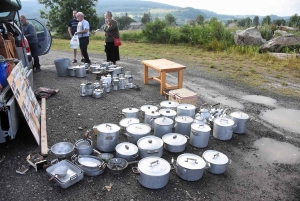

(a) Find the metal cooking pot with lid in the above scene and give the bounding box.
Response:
[72,155,106,176]
[90,63,100,72]
[144,110,161,130]
[202,150,231,174]
[213,117,235,140]
[229,111,249,134]
[159,109,177,123]
[74,139,93,155]
[74,65,86,78]
[122,107,139,118]
[160,101,179,111]
[137,136,164,158]
[119,117,140,130]
[96,123,120,152]
[115,142,139,162]
[190,123,211,148]
[153,117,174,138]
[162,133,189,153]
[51,142,74,158]
[177,104,196,118]
[140,105,158,117]
[125,123,151,144]
[68,66,76,77]
[174,116,194,136]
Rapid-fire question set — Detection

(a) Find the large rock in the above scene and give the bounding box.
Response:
[234,27,266,46]
[259,34,300,53]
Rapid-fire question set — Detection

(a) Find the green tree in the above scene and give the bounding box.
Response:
[289,14,300,27]
[253,16,259,27]
[115,13,135,30]
[165,13,176,26]
[272,19,286,26]
[245,17,252,27]
[38,0,98,37]
[262,15,271,25]
[141,12,151,24]
[195,15,204,25]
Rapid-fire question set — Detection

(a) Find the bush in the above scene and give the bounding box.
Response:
[142,19,169,43]
[259,24,277,40]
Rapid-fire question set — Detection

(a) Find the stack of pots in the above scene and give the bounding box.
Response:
[140,105,158,118]
[153,117,174,138]
[124,123,151,144]
[96,123,120,152]
[159,109,177,125]
[137,136,164,158]
[144,110,160,130]
[190,123,211,148]
[174,116,194,136]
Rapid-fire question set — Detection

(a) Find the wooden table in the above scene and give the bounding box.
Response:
[142,59,186,95]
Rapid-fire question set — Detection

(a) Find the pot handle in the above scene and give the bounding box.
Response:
[123,132,132,138]
[147,150,158,154]
[71,154,78,163]
[70,174,77,181]
[184,135,190,140]
[105,135,114,140]
[185,158,198,164]
[132,167,140,174]
[98,163,107,170]
[131,153,139,159]
[93,149,102,157]
[173,123,177,128]
[205,162,211,169]
[50,159,59,166]
[191,131,198,136]
[227,159,232,165]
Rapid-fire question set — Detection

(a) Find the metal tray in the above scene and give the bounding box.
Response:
[46,159,84,189]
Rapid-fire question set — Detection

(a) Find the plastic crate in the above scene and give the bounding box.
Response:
[168,88,197,106]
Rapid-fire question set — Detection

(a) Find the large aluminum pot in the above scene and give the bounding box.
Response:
[74,139,93,155]
[122,107,139,118]
[190,123,211,148]
[68,66,76,77]
[96,123,120,152]
[160,100,179,111]
[72,155,106,176]
[132,156,171,189]
[202,150,232,174]
[174,116,194,136]
[144,111,160,130]
[124,123,151,144]
[159,109,177,124]
[174,153,210,181]
[137,136,164,158]
[153,117,174,138]
[213,117,235,140]
[90,63,100,72]
[119,117,140,130]
[74,66,86,78]
[140,105,158,118]
[229,112,249,134]
[162,133,189,153]
[115,142,139,162]
[177,104,196,118]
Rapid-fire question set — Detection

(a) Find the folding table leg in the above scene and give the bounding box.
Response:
[160,71,166,95]
[178,70,183,88]
[144,65,149,84]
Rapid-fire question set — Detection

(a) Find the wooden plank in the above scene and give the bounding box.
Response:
[142,59,186,71]
[152,77,162,83]
[165,86,179,90]
[143,65,149,84]
[178,69,184,88]
[40,98,48,156]
[160,72,166,95]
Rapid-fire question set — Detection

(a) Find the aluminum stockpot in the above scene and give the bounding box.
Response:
[174,116,194,136]
[132,156,171,189]
[74,66,86,78]
[144,111,161,130]
[190,123,211,148]
[153,117,174,138]
[51,142,74,159]
[162,133,189,153]
[90,63,100,72]
[68,66,76,77]
[124,123,151,144]
[115,142,139,162]
[159,109,177,124]
[160,100,179,111]
[119,117,140,131]
[174,153,210,181]
[140,105,158,117]
[122,107,139,118]
[202,150,232,174]
[177,104,196,118]
[229,112,249,134]
[74,139,93,155]
[96,123,120,152]
[137,136,164,158]
[73,155,106,176]
[213,117,235,140]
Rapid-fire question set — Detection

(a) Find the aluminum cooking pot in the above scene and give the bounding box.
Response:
[159,109,177,124]
[144,110,161,130]
[140,105,158,118]
[115,142,139,162]
[107,158,138,175]
[119,117,140,130]
[122,107,139,118]
[68,66,76,77]
[177,104,196,118]
[137,136,164,158]
[51,142,74,158]
[213,117,236,140]
[174,116,194,136]
[93,89,103,99]
[90,63,100,72]
[153,117,174,138]
[74,139,93,155]
[96,123,120,152]
[124,123,151,144]
[160,100,179,111]
[190,123,211,148]
[72,155,106,176]
[162,133,189,153]
[74,66,86,78]
[202,150,231,174]
[229,111,249,134]
[132,156,171,189]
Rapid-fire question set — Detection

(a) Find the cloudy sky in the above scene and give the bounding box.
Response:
[147,0,299,16]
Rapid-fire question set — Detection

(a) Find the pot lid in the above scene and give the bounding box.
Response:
[140,105,158,112]
[122,107,139,113]
[200,108,209,113]
[119,118,140,128]
[126,123,151,135]
[160,101,179,108]
[191,123,211,132]
[138,156,170,176]
[175,116,194,123]
[154,117,174,126]
[177,153,206,169]
[145,110,160,117]
[177,104,196,110]
[230,112,249,120]
[162,133,187,145]
[159,109,177,117]
[78,156,102,168]
[68,66,74,70]
[137,136,163,150]
[97,123,120,133]
[90,63,100,68]
[214,117,235,127]
[202,150,229,165]
[115,142,138,155]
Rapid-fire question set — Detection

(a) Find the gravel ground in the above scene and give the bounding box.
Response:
[0,50,300,201]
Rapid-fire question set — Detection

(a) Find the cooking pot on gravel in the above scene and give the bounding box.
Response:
[159,109,177,124]
[51,142,74,159]
[153,117,174,138]
[115,142,139,162]
[144,111,160,130]
[140,105,158,118]
[202,150,231,174]
[74,65,86,78]
[190,123,211,148]
[90,63,100,72]
[160,100,179,111]
[96,123,120,152]
[74,139,93,155]
[68,66,76,77]
[229,111,249,134]
[124,123,151,144]
[122,107,139,118]
[173,153,210,181]
[177,104,196,118]
[132,156,171,189]
[93,89,103,99]
[72,155,106,176]
[174,116,194,136]
[162,133,189,153]
[107,158,138,175]
[137,136,164,158]
[213,117,236,140]
[119,117,140,130]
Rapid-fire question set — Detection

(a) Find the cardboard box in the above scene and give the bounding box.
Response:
[168,88,197,106]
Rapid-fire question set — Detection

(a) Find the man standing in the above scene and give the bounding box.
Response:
[75,12,91,65]
[68,10,79,63]
[20,15,41,72]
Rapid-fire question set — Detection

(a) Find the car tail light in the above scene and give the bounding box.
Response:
[21,37,31,53]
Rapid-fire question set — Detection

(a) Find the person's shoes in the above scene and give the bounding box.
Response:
[72,59,77,63]
[81,58,85,62]
[34,69,41,73]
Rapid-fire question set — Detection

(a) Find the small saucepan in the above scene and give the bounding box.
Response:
[107,158,138,175]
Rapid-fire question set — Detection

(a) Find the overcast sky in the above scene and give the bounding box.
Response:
[146,0,299,16]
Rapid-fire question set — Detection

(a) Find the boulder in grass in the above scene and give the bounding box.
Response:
[259,34,300,53]
[234,27,266,46]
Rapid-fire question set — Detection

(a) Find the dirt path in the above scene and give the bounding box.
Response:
[0,50,299,201]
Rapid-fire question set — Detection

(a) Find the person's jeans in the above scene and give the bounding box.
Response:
[79,37,90,64]
[29,42,40,69]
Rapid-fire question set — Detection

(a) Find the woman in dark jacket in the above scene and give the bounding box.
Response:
[103,11,120,64]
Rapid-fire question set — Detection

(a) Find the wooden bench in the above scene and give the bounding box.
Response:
[142,59,186,95]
